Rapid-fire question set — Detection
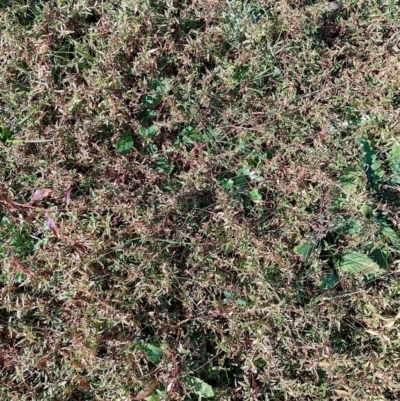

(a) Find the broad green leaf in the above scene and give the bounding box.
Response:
[183,376,214,398]
[248,188,262,201]
[388,144,400,184]
[294,241,313,259]
[379,222,398,245]
[144,344,163,364]
[368,248,389,269]
[331,218,363,235]
[339,167,360,193]
[240,165,251,176]
[360,204,372,218]
[221,179,234,189]
[140,79,165,110]
[138,125,158,138]
[357,138,384,192]
[180,126,201,142]
[319,271,339,290]
[141,93,162,110]
[336,251,380,277]
[373,214,399,246]
[233,175,247,187]
[116,131,133,155]
[137,109,157,123]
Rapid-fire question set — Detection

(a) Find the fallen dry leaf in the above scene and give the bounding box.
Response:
[328,2,341,11]
[62,187,73,206]
[78,379,90,390]
[134,378,158,400]
[384,320,396,329]
[45,213,60,238]
[31,188,52,203]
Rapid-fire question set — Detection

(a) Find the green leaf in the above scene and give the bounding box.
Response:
[339,167,360,194]
[336,251,381,277]
[360,204,373,218]
[138,125,158,138]
[388,144,400,184]
[233,175,247,187]
[221,179,234,189]
[0,126,14,142]
[248,188,262,201]
[368,248,388,269]
[294,241,313,259]
[331,218,363,235]
[183,376,214,398]
[319,271,339,290]
[146,394,160,401]
[15,272,25,283]
[357,138,384,192]
[144,344,163,364]
[373,214,399,246]
[180,126,201,142]
[379,222,398,245]
[240,165,251,176]
[140,79,165,110]
[116,131,133,155]
[137,109,157,123]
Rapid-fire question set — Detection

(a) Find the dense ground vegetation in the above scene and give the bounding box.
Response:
[0,0,400,399]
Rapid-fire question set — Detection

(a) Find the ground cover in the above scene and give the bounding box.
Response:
[0,1,399,399]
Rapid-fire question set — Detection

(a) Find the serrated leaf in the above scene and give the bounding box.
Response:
[331,218,363,235]
[294,241,313,259]
[379,223,398,245]
[373,215,399,246]
[319,271,339,290]
[138,125,158,138]
[388,144,400,184]
[248,188,262,201]
[339,168,360,193]
[368,248,389,269]
[116,131,133,155]
[144,344,162,364]
[357,138,384,191]
[336,251,380,277]
[183,376,214,398]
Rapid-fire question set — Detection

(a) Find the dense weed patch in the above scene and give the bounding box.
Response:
[0,1,399,399]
